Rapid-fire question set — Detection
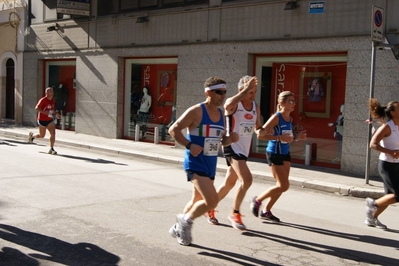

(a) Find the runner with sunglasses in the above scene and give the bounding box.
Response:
[250,91,306,223]
[168,76,239,246]
[206,75,269,230]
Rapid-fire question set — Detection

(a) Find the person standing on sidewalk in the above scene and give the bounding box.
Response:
[249,91,306,223]
[365,98,399,229]
[28,87,61,155]
[168,76,238,246]
[206,75,269,231]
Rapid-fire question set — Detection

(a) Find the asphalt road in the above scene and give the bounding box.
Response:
[0,136,398,266]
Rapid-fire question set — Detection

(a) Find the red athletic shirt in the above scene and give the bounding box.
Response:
[37,96,55,121]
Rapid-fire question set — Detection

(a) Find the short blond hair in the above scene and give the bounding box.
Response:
[277,91,294,111]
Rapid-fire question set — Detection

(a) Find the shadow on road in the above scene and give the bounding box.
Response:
[242,223,399,265]
[50,154,128,165]
[0,224,120,266]
[0,140,16,146]
[0,139,45,147]
[191,243,282,266]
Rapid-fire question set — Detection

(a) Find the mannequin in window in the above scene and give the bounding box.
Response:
[137,87,152,138]
[54,84,68,126]
[328,104,344,161]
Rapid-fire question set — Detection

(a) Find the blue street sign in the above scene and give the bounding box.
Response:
[309,1,324,14]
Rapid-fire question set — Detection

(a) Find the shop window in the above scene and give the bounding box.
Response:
[45,60,77,131]
[124,58,178,144]
[253,53,347,167]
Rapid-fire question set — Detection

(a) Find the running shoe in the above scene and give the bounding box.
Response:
[48,148,57,155]
[364,218,387,229]
[176,214,192,246]
[365,197,376,220]
[228,213,246,231]
[206,210,219,225]
[250,196,261,217]
[259,211,280,223]
[169,223,178,238]
[28,132,34,143]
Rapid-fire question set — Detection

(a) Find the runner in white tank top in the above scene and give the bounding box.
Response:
[227,101,257,157]
[205,75,271,231]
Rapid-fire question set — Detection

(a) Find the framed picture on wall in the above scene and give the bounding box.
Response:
[157,71,176,106]
[298,72,332,118]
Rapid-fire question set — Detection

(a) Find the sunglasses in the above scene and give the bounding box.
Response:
[212,90,227,95]
[288,99,296,104]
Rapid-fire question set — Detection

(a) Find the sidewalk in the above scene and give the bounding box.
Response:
[0,124,385,199]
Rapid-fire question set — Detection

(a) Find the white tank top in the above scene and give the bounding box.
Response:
[229,101,257,157]
[379,120,399,163]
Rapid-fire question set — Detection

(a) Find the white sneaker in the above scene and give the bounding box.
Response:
[365,197,376,220]
[169,223,178,238]
[48,148,57,155]
[28,132,34,143]
[365,218,387,229]
[176,214,192,246]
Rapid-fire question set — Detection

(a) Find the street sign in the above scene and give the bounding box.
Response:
[371,6,384,42]
[309,1,324,14]
[57,0,90,16]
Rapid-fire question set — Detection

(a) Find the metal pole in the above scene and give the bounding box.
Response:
[365,41,377,184]
[305,143,311,166]
[135,124,140,141]
[154,127,159,144]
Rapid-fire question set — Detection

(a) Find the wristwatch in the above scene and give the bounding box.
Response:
[186,142,192,149]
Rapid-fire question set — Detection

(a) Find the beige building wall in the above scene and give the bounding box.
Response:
[22,0,399,176]
[0,1,24,124]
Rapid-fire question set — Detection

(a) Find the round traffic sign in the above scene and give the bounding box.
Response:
[374,10,382,27]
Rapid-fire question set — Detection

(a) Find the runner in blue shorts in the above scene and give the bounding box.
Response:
[250,91,307,223]
[168,76,238,246]
[206,75,270,231]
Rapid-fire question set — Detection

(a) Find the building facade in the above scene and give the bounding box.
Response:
[0,0,24,124]
[5,0,399,176]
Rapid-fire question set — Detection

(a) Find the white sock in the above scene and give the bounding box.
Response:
[183,214,192,223]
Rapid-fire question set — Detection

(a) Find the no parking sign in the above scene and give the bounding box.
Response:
[371,6,384,42]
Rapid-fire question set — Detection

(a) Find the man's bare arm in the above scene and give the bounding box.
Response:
[224,76,258,115]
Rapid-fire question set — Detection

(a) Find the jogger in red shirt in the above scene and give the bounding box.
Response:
[28,87,61,155]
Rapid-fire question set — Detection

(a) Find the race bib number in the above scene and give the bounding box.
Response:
[239,122,255,136]
[281,130,293,144]
[203,138,220,156]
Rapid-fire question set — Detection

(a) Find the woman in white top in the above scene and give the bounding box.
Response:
[366,98,399,229]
